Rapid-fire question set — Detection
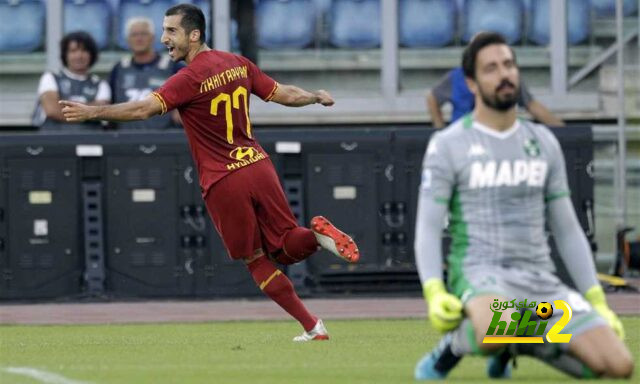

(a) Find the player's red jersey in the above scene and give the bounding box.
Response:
[152,50,277,194]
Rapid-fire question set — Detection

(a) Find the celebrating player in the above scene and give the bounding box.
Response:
[414,32,633,379]
[60,3,360,342]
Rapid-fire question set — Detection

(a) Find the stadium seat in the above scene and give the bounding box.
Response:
[64,0,111,49]
[329,0,381,48]
[313,0,332,14]
[0,0,45,52]
[256,0,316,49]
[461,0,524,44]
[118,0,174,51]
[399,0,456,47]
[528,0,590,46]
[591,0,638,17]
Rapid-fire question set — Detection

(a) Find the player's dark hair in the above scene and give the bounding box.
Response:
[165,3,206,43]
[60,31,98,68]
[461,32,516,79]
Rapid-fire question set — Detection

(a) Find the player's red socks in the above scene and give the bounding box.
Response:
[247,255,318,331]
[272,227,319,265]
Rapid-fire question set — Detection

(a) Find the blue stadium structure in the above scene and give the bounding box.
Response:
[528,0,591,46]
[64,0,111,49]
[399,0,456,47]
[591,0,638,17]
[461,0,524,44]
[257,0,317,49]
[0,0,45,52]
[329,0,381,48]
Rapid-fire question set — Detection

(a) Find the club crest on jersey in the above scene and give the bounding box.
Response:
[523,138,541,157]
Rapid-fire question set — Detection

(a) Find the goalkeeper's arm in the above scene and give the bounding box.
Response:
[415,190,462,332]
[548,197,624,339]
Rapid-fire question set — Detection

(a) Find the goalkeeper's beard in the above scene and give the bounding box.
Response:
[478,79,519,111]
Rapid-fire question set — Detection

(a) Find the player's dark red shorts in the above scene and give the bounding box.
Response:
[203,159,298,260]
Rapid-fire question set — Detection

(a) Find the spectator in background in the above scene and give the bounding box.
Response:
[232,0,258,64]
[426,66,565,129]
[33,31,110,130]
[110,18,183,130]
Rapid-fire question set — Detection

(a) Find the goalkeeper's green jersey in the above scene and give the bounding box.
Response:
[419,115,570,273]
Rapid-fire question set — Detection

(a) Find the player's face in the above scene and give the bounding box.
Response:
[65,41,91,74]
[469,44,520,111]
[128,22,154,55]
[161,15,189,61]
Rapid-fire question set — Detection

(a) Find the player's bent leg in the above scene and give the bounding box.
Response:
[270,227,320,265]
[245,254,322,337]
[464,295,517,354]
[568,325,634,378]
[310,216,359,263]
[414,295,516,381]
[415,333,460,380]
[486,348,512,379]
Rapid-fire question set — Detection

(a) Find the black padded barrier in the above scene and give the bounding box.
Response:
[0,126,594,299]
[0,135,82,299]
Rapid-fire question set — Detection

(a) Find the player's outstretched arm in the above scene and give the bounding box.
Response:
[269,84,334,107]
[415,192,462,332]
[548,197,625,339]
[60,94,163,123]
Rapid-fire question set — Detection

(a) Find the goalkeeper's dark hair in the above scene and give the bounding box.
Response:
[165,3,206,43]
[462,32,516,79]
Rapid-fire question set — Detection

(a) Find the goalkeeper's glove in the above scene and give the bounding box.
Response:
[585,285,625,340]
[423,278,463,333]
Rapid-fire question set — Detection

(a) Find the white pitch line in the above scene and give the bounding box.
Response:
[3,367,93,384]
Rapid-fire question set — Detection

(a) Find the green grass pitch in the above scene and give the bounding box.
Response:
[1,317,638,383]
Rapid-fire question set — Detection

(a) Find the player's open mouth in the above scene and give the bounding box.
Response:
[167,46,175,55]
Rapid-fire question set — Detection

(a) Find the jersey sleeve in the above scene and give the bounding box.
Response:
[152,71,197,115]
[243,58,277,101]
[420,133,456,205]
[544,130,571,202]
[37,72,58,96]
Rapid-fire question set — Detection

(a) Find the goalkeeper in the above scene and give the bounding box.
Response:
[414,32,633,380]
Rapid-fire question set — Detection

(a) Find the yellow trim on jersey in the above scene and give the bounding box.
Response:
[151,92,167,115]
[259,269,282,290]
[264,82,279,102]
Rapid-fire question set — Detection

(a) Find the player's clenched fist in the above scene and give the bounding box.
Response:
[59,100,95,122]
[314,90,334,106]
[423,278,463,333]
